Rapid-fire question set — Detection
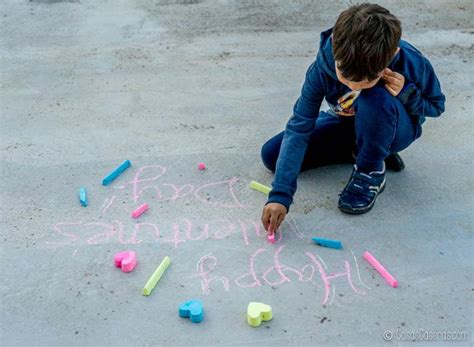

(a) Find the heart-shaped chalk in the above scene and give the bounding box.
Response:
[114,251,137,273]
[247,302,272,327]
[179,300,204,323]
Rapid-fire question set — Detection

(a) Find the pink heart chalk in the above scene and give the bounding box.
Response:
[114,251,137,273]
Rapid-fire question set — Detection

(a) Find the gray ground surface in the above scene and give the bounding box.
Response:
[1,0,473,346]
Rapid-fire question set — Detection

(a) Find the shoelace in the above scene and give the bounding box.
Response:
[346,171,381,197]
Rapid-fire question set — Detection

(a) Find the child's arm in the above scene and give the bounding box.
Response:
[263,61,326,226]
[397,59,446,118]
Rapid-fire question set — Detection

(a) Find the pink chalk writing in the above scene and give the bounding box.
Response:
[193,253,230,295]
[262,245,314,286]
[49,162,374,307]
[306,252,366,305]
[115,164,249,208]
[101,195,116,215]
[46,217,305,249]
[234,248,265,288]
[192,247,367,305]
[130,165,167,202]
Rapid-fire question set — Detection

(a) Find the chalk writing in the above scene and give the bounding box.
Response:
[48,162,374,306]
[192,246,367,305]
[46,217,305,248]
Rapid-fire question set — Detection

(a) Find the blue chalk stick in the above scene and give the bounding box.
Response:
[312,237,343,250]
[79,187,88,207]
[102,160,131,186]
[179,300,204,323]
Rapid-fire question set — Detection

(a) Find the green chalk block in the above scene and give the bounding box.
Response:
[249,181,271,195]
[143,256,171,296]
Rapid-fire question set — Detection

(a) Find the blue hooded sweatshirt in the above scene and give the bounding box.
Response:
[267,27,446,211]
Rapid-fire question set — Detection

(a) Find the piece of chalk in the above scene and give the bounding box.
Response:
[79,187,88,207]
[179,300,204,323]
[143,256,171,296]
[114,251,137,273]
[247,302,273,327]
[249,181,271,195]
[312,237,343,250]
[267,233,275,244]
[198,163,206,170]
[102,160,131,186]
[363,251,398,288]
[132,203,149,218]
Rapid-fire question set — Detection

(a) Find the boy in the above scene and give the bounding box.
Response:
[261,3,445,233]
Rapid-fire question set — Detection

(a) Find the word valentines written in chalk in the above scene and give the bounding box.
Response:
[46,217,300,247]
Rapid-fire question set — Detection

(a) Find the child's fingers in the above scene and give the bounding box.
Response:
[383,68,404,81]
[261,208,270,231]
[381,74,397,84]
[269,213,280,234]
[383,68,394,75]
[276,213,285,231]
[384,84,397,96]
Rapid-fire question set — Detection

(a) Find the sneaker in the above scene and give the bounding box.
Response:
[338,164,386,214]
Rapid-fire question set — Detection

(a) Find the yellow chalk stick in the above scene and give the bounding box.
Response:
[143,256,171,296]
[249,181,271,195]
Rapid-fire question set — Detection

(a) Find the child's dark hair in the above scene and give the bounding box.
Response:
[333,3,401,82]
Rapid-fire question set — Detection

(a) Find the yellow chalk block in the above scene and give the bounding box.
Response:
[143,256,171,296]
[249,181,271,195]
[247,302,273,327]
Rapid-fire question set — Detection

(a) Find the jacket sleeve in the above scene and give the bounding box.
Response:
[398,59,446,118]
[266,61,326,211]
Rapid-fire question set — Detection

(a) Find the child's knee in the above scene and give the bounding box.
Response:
[356,85,401,122]
[358,85,399,110]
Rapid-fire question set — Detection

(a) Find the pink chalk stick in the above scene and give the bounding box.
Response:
[363,251,398,288]
[132,203,149,218]
[267,232,275,244]
[114,251,137,273]
[198,163,206,170]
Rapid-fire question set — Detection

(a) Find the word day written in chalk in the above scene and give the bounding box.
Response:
[102,164,248,209]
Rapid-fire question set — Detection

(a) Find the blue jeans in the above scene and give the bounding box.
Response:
[261,85,422,173]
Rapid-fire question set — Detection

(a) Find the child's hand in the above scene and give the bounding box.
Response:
[261,202,287,234]
[381,68,405,96]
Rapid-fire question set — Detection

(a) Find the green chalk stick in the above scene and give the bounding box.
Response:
[143,256,171,296]
[249,181,271,195]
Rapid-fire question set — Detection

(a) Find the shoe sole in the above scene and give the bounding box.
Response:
[338,180,386,214]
